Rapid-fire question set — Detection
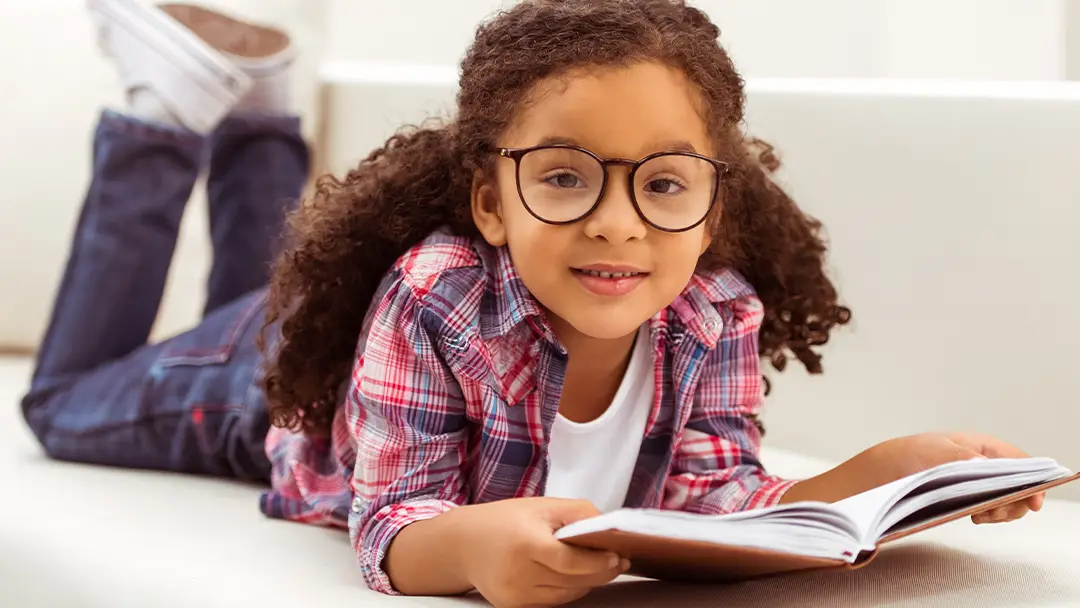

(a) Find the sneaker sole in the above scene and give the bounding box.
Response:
[159,3,293,63]
[87,0,250,130]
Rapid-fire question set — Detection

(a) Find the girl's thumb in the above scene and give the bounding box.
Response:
[547,498,602,527]
[953,444,989,461]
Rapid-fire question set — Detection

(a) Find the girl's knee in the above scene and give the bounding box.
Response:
[19,386,66,459]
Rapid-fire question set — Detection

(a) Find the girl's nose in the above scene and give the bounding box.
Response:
[581,169,647,243]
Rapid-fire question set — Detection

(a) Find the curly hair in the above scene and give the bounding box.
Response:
[261,0,851,437]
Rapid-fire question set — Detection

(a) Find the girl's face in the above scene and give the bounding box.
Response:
[473,61,715,342]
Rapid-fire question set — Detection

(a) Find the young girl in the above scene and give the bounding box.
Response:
[24,1,1043,606]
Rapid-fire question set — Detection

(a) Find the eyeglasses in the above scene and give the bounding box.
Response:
[496,144,727,232]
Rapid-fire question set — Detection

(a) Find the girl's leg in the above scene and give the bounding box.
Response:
[203,113,309,315]
[21,2,286,481]
[161,2,307,315]
[23,283,273,481]
[18,112,273,476]
[28,111,201,393]
[21,114,274,479]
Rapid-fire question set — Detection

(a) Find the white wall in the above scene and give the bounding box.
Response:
[702,0,880,79]
[323,0,1071,80]
[874,0,1066,80]
[1068,0,1080,80]
[322,0,516,67]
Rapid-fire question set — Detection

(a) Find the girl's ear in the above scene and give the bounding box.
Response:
[699,227,712,255]
[699,208,717,255]
[471,169,508,246]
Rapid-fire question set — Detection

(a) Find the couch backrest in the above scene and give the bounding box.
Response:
[319,65,1080,497]
[740,80,1080,497]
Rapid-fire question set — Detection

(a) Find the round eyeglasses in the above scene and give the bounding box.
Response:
[496,144,727,232]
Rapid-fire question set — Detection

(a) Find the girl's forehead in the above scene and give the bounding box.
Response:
[504,61,714,158]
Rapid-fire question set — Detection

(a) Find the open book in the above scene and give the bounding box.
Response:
[555,457,1079,582]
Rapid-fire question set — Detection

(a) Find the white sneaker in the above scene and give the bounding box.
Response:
[158,3,297,116]
[88,0,252,133]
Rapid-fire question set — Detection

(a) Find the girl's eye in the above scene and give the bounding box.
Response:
[644,178,686,195]
[545,171,585,189]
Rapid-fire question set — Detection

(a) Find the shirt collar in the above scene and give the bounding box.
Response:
[665,267,756,349]
[479,242,555,344]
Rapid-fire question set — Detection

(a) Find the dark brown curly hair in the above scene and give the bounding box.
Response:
[261,0,851,437]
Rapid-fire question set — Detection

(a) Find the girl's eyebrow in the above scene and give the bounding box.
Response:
[534,135,583,147]
[652,140,698,154]
[531,135,700,155]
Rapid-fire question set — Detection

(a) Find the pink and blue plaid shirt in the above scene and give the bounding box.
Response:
[259,231,796,594]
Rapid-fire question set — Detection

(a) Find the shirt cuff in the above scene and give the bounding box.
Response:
[739,477,800,511]
[357,499,460,595]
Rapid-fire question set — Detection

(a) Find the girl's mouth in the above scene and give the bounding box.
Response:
[571,267,649,297]
[576,269,643,279]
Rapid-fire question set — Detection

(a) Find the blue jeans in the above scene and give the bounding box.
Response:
[21,110,309,481]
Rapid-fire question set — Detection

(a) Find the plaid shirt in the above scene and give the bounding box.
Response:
[259,231,796,594]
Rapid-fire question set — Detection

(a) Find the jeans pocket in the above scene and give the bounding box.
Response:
[149,291,270,475]
[156,291,267,367]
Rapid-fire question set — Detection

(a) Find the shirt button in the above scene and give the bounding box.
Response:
[705,318,720,332]
[352,497,364,513]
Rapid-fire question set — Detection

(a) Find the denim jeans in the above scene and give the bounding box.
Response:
[21,110,309,481]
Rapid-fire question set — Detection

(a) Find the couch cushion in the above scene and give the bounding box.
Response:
[3,356,1080,607]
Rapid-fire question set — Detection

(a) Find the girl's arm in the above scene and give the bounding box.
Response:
[350,267,623,604]
[778,431,1044,524]
[661,294,797,514]
[347,271,472,595]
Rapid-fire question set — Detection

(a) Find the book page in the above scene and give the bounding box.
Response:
[555,504,864,561]
[830,477,912,545]
[829,457,1070,545]
[876,466,1073,537]
[555,458,1072,564]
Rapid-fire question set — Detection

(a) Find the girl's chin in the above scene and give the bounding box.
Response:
[565,315,649,342]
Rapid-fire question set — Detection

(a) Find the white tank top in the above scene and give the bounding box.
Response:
[543,325,654,512]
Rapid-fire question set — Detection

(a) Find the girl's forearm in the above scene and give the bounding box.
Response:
[384,508,475,596]
[778,445,891,505]
[778,470,863,504]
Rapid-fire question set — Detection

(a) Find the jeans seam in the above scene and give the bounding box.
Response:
[41,402,240,439]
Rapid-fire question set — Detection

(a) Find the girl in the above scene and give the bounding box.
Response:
[24,1,1043,607]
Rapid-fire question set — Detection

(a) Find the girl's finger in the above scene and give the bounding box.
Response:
[949,433,1031,459]
[1027,492,1045,511]
[973,507,1009,524]
[1007,503,1031,520]
[993,504,1030,522]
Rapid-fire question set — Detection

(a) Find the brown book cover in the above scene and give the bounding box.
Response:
[562,472,1080,583]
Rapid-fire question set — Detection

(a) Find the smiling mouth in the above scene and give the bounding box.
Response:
[571,266,649,297]
[574,269,646,279]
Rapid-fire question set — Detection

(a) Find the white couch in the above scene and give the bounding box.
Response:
[5,356,1080,607]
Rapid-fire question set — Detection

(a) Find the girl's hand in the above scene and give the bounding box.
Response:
[783,432,1044,524]
[870,432,1044,524]
[452,497,629,608]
